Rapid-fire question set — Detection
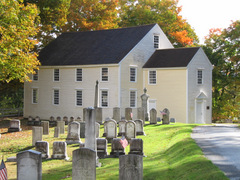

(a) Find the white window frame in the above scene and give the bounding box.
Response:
[54,69,60,82]
[100,90,108,107]
[53,89,60,105]
[130,67,137,82]
[76,68,82,82]
[130,90,137,108]
[32,88,38,104]
[76,90,83,106]
[101,68,108,82]
[197,69,203,85]
[32,70,38,81]
[154,35,159,49]
[149,70,156,84]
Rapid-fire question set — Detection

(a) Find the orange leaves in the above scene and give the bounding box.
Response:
[170,30,194,46]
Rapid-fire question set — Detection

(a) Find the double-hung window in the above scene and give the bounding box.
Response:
[53,89,59,105]
[76,68,82,81]
[154,35,159,48]
[101,90,108,107]
[130,67,137,82]
[54,69,60,81]
[102,68,108,81]
[130,90,137,108]
[76,90,82,106]
[197,70,203,84]
[32,89,38,104]
[149,70,156,84]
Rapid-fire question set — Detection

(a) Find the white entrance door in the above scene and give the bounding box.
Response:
[196,100,205,124]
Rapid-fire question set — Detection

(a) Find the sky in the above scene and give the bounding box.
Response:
[178,0,240,44]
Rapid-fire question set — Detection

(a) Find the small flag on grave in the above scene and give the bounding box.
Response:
[160,111,166,115]
[0,160,7,180]
[119,136,128,149]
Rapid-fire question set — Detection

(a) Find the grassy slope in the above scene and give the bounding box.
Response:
[0,119,228,180]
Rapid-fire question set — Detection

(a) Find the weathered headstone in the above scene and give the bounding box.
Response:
[150,108,157,124]
[41,121,49,135]
[105,119,117,142]
[129,138,144,156]
[84,108,96,150]
[113,107,121,123]
[54,127,60,138]
[17,150,42,180]
[134,119,145,135]
[27,116,34,126]
[35,141,49,159]
[8,119,22,132]
[95,107,103,124]
[118,120,127,137]
[141,88,150,121]
[125,121,136,140]
[51,141,69,160]
[97,138,108,158]
[110,138,125,157]
[70,116,75,122]
[34,116,41,126]
[72,148,96,180]
[63,116,69,125]
[49,116,57,126]
[66,121,81,144]
[119,154,143,180]
[137,107,145,124]
[125,107,132,120]
[32,127,43,146]
[56,116,61,121]
[80,122,85,138]
[57,121,65,134]
[102,117,111,137]
[162,108,170,124]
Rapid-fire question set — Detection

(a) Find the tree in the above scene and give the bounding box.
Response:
[118,0,199,47]
[0,0,40,82]
[62,0,119,32]
[203,20,240,120]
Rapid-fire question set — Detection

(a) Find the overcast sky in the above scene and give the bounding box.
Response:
[178,0,240,44]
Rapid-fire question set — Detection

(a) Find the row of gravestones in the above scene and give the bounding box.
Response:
[16,148,143,180]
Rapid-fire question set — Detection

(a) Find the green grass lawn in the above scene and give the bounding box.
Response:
[0,118,228,180]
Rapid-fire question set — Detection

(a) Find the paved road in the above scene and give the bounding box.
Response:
[191,124,240,180]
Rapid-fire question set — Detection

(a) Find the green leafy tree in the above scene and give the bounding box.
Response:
[0,0,40,82]
[203,20,240,120]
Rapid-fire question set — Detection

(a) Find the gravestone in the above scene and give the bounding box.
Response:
[95,107,103,124]
[162,108,170,124]
[110,138,125,157]
[41,121,49,135]
[54,127,60,138]
[34,116,41,126]
[97,138,108,158]
[49,116,57,126]
[35,141,49,159]
[8,119,22,132]
[51,141,69,160]
[27,116,34,126]
[150,108,157,124]
[72,148,96,180]
[102,117,111,137]
[80,122,85,138]
[137,107,145,124]
[56,116,61,121]
[63,116,69,125]
[83,108,87,121]
[57,121,65,134]
[32,127,43,146]
[119,154,143,180]
[66,121,81,144]
[134,119,145,135]
[70,116,75,122]
[170,118,176,123]
[118,120,127,137]
[125,121,136,141]
[96,122,100,138]
[141,88,150,121]
[129,138,144,156]
[105,119,117,142]
[17,150,42,180]
[125,107,132,120]
[113,107,121,123]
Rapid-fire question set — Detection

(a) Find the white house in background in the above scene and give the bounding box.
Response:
[24,24,212,124]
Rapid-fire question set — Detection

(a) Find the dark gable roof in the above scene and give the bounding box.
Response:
[143,47,200,68]
[39,24,156,66]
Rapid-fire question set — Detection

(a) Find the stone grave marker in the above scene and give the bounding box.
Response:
[110,138,125,157]
[97,138,108,158]
[70,116,75,122]
[118,120,127,137]
[80,122,85,138]
[34,116,41,126]
[17,150,42,180]
[134,119,145,135]
[137,107,145,124]
[35,141,49,159]
[27,116,34,126]
[141,88,150,121]
[63,116,69,125]
[129,138,144,156]
[72,148,96,180]
[57,121,65,134]
[54,127,60,138]
[105,119,117,142]
[41,121,49,135]
[51,141,69,160]
[162,108,170,124]
[32,127,43,146]
[56,116,61,121]
[125,107,132,120]
[150,108,157,124]
[170,118,175,123]
[8,119,22,132]
[125,120,136,140]
[96,122,100,138]
[113,107,121,123]
[95,107,103,124]
[102,117,111,137]
[119,154,143,180]
[66,121,81,144]
[49,116,57,126]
